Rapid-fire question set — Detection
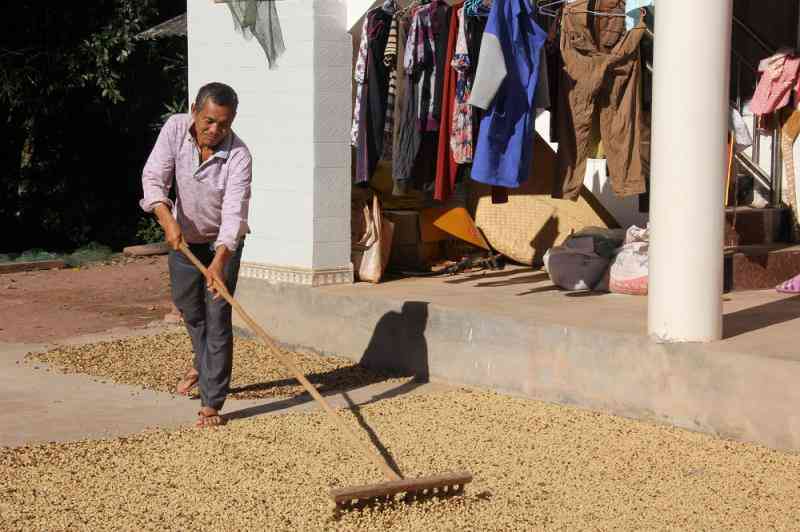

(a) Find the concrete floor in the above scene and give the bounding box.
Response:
[325,266,800,361]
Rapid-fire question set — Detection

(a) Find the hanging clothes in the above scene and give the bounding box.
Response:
[392,15,415,192]
[555,0,647,200]
[382,0,398,13]
[434,3,462,202]
[462,4,510,202]
[465,0,492,17]
[394,5,430,190]
[544,10,562,143]
[451,6,475,165]
[469,0,547,189]
[431,3,453,130]
[750,51,800,117]
[351,15,371,147]
[394,1,449,191]
[355,8,392,184]
[465,12,487,141]
[382,16,400,161]
[406,2,441,132]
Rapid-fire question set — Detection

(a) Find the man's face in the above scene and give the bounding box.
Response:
[191,99,236,149]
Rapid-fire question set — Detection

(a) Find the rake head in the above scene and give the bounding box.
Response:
[330,471,472,511]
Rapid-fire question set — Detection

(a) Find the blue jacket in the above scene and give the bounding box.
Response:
[469,0,546,188]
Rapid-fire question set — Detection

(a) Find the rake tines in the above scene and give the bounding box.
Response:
[330,471,472,512]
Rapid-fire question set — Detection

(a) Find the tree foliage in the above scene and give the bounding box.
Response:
[0,1,186,252]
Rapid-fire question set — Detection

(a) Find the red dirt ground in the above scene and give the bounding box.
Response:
[0,256,172,344]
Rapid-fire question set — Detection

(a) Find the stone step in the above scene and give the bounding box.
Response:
[724,244,800,291]
[725,206,791,246]
[0,259,66,274]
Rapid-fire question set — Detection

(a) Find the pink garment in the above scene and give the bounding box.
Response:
[750,53,800,116]
[141,114,252,252]
[777,272,800,293]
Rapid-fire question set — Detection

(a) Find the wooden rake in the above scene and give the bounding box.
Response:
[178,243,472,510]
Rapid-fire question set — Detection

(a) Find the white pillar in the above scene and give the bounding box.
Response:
[188,0,353,286]
[648,0,732,342]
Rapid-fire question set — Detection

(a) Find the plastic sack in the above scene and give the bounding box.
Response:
[352,195,395,283]
[609,224,649,295]
[543,246,610,291]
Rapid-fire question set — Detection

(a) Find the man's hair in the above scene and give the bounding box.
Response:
[195,82,239,113]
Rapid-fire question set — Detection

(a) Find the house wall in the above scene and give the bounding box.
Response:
[347,0,380,31]
[188,0,353,285]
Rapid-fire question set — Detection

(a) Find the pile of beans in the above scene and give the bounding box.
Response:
[27,332,400,400]
[3,389,800,531]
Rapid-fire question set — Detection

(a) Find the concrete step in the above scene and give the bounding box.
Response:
[233,269,800,451]
[725,206,791,246]
[724,244,800,291]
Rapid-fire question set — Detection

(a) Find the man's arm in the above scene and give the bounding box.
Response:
[153,203,183,251]
[207,150,252,298]
[141,115,181,248]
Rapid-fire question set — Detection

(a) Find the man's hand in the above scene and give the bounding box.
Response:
[205,262,226,300]
[154,203,182,251]
[206,245,231,300]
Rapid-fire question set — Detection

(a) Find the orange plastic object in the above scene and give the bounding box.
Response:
[420,207,490,250]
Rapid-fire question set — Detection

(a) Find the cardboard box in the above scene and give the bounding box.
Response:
[383,210,445,270]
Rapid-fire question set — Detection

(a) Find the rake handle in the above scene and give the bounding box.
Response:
[178,242,401,481]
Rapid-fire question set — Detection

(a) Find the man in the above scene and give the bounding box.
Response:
[140,82,252,428]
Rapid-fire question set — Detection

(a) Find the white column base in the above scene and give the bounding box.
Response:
[240,262,354,286]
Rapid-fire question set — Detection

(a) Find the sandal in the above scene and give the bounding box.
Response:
[196,410,227,428]
[176,368,199,396]
[776,273,800,294]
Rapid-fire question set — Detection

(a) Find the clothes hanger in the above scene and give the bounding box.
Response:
[538,0,581,18]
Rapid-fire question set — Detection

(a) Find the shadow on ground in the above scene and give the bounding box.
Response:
[225,301,432,422]
[723,294,800,339]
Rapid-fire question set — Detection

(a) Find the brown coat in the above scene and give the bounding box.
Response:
[555,0,647,200]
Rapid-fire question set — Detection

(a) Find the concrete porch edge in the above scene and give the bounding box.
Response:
[233,275,800,452]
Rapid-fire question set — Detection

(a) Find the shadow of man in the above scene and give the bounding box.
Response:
[360,301,430,382]
[224,302,430,423]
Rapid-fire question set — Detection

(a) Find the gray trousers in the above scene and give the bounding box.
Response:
[169,241,243,410]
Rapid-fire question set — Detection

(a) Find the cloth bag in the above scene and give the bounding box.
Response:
[543,247,610,291]
[609,224,649,295]
[352,195,395,283]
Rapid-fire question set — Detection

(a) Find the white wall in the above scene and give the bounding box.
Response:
[188,0,352,274]
[583,159,649,229]
[346,0,380,31]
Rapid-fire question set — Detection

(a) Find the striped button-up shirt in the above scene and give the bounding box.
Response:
[140,114,252,252]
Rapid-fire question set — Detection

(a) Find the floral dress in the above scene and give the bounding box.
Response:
[450,7,473,164]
